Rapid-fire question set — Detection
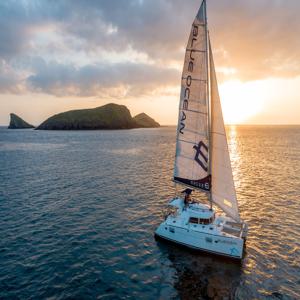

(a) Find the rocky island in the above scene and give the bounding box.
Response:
[36,103,160,130]
[8,113,35,129]
[133,113,160,128]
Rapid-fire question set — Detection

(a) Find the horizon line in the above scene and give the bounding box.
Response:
[1,123,300,127]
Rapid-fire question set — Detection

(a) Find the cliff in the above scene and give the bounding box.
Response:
[8,113,35,129]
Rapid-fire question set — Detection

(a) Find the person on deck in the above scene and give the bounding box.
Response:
[182,188,193,206]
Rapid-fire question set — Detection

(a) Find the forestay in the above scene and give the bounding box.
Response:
[209,40,240,221]
[173,1,211,192]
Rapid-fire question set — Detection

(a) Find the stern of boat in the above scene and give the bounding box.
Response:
[241,222,248,241]
[222,220,248,239]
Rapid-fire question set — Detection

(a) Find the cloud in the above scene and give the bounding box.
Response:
[0,1,59,59]
[208,0,300,80]
[1,0,300,97]
[0,60,24,93]
[26,59,179,97]
[51,0,300,80]
[60,0,193,61]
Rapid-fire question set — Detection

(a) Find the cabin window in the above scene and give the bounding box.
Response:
[199,218,210,225]
[189,217,199,224]
[190,217,214,225]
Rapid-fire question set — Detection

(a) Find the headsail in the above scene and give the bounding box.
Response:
[174,0,211,192]
[209,40,240,221]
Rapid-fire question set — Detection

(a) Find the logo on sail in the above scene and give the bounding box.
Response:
[179,24,199,135]
[193,141,208,171]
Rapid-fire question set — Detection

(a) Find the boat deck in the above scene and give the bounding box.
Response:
[222,221,244,237]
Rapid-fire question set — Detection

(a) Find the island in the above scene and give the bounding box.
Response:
[133,113,160,128]
[8,113,35,129]
[35,103,160,130]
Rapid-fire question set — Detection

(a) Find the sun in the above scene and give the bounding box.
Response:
[219,80,263,124]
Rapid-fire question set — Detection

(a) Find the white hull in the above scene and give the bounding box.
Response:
[155,198,247,259]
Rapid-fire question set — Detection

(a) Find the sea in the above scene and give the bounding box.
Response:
[0,126,299,300]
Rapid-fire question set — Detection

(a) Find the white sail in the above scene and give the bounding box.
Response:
[174,0,211,192]
[209,40,240,221]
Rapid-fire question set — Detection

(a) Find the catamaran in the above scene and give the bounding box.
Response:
[155,0,248,259]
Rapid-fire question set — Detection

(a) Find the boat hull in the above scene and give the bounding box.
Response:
[155,221,245,259]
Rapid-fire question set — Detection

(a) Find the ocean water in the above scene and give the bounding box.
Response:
[0,126,299,300]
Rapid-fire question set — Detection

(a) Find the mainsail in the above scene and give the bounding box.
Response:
[174,0,211,192]
[174,0,240,221]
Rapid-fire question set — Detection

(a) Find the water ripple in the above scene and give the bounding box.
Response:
[0,126,299,299]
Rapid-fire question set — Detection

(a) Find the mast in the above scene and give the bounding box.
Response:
[204,0,213,209]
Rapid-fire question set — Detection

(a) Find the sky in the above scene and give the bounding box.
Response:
[0,0,299,126]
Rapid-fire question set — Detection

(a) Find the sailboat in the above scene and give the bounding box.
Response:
[155,0,248,259]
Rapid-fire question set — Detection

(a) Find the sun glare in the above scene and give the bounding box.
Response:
[219,80,264,124]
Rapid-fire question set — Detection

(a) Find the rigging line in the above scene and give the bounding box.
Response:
[211,131,226,136]
[180,109,207,115]
[178,136,208,145]
[178,128,207,137]
[178,139,198,146]
[181,77,207,82]
[204,0,213,209]
[184,98,206,104]
[186,49,206,53]
[177,154,196,162]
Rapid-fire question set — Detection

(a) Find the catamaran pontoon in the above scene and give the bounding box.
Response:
[155,0,248,259]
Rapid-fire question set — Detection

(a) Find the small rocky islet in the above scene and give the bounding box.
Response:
[8,103,160,130]
[133,112,160,128]
[8,113,35,129]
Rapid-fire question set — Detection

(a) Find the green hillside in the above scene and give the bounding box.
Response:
[36,103,159,130]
